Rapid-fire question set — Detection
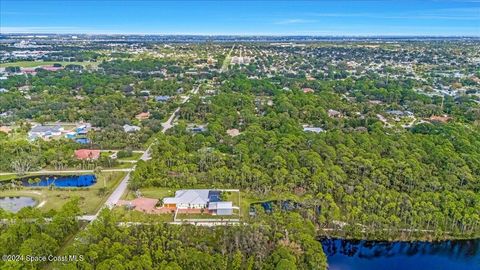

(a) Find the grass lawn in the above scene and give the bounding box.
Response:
[175,211,240,220]
[0,174,17,181]
[0,61,97,68]
[0,172,125,215]
[122,187,174,200]
[113,207,174,222]
[117,152,143,161]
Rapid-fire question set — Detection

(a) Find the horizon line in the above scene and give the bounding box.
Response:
[1,33,479,38]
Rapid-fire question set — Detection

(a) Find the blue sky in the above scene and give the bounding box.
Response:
[1,0,479,36]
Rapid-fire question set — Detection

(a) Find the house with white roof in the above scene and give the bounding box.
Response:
[123,124,141,133]
[162,189,234,215]
[28,125,63,140]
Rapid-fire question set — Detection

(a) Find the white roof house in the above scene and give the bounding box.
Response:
[123,124,141,133]
[28,125,63,140]
[208,201,232,210]
[303,127,325,133]
[163,189,211,209]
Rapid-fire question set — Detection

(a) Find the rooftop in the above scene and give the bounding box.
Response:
[74,149,100,160]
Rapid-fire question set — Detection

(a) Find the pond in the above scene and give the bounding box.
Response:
[249,200,320,216]
[321,238,480,270]
[22,174,96,187]
[0,196,37,213]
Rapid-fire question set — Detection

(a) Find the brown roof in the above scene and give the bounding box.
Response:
[302,88,314,93]
[0,126,12,134]
[429,115,451,123]
[74,149,100,160]
[135,112,150,120]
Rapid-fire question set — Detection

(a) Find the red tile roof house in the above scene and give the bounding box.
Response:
[302,87,315,93]
[75,149,100,160]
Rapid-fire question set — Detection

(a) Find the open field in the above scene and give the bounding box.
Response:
[0,61,98,68]
[121,186,174,200]
[117,152,143,161]
[175,209,241,221]
[113,207,174,222]
[0,172,126,214]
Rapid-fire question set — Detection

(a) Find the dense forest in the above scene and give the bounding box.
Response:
[0,200,81,269]
[55,210,326,270]
[131,76,480,239]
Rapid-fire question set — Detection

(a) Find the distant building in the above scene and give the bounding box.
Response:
[123,124,141,133]
[155,95,171,102]
[429,115,452,123]
[140,90,150,96]
[187,124,207,133]
[386,110,413,117]
[226,128,240,137]
[28,125,63,140]
[303,127,325,133]
[74,149,100,160]
[328,109,343,118]
[135,112,150,121]
[302,87,315,93]
[0,126,12,134]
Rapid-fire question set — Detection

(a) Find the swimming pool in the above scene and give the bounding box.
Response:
[22,174,97,187]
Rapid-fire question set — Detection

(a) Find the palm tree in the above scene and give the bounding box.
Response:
[94,166,104,187]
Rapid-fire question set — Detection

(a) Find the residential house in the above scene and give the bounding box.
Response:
[328,109,343,118]
[163,189,234,215]
[28,125,63,140]
[123,124,141,133]
[226,128,240,137]
[429,115,452,123]
[302,87,315,93]
[155,95,171,102]
[135,112,150,121]
[303,127,325,133]
[0,126,12,134]
[187,124,207,133]
[74,149,100,160]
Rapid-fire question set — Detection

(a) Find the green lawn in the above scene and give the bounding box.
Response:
[0,175,17,181]
[175,211,240,220]
[0,61,97,68]
[122,187,174,200]
[0,172,126,215]
[117,152,143,161]
[113,207,174,222]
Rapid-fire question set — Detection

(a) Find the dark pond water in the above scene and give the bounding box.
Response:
[0,196,37,212]
[249,200,320,216]
[321,238,480,270]
[22,174,96,187]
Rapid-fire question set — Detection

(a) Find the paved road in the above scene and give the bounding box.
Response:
[89,85,200,220]
[220,45,235,72]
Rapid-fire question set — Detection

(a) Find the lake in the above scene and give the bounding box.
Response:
[321,238,480,270]
[22,174,96,187]
[0,196,37,213]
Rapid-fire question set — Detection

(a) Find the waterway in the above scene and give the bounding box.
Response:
[321,238,480,270]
